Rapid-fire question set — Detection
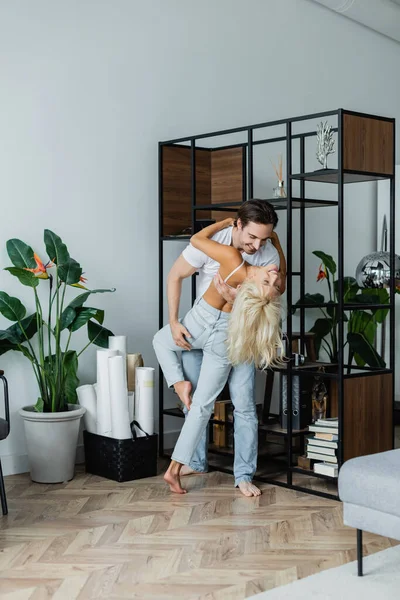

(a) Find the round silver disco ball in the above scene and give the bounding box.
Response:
[355,251,400,289]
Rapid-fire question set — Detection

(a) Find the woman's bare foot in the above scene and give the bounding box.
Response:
[174,381,192,411]
[164,462,186,494]
[180,465,207,476]
[238,481,262,497]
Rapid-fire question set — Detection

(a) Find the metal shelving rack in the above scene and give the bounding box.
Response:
[158,108,396,500]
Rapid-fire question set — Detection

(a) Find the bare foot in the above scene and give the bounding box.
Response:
[180,465,207,476]
[164,467,187,494]
[238,481,262,497]
[174,380,192,411]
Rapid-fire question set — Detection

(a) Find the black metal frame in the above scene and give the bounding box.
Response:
[357,529,363,576]
[0,373,10,516]
[158,108,396,501]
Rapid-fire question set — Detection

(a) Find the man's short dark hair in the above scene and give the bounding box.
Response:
[236,199,278,229]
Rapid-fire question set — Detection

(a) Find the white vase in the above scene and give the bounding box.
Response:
[19,404,86,483]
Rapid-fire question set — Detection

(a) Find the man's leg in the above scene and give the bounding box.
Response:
[181,350,208,474]
[228,362,261,497]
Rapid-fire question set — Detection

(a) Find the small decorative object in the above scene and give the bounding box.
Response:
[270,154,287,198]
[316,121,335,169]
[355,241,400,290]
[311,369,328,423]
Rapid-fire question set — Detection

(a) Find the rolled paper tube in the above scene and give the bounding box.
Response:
[108,336,127,383]
[128,391,134,423]
[77,384,97,433]
[96,349,118,436]
[135,367,155,437]
[109,355,131,440]
[127,353,144,392]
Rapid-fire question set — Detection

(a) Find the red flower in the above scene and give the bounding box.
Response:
[25,253,54,279]
[317,263,327,282]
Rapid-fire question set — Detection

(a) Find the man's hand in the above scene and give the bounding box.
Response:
[213,272,238,305]
[170,320,192,351]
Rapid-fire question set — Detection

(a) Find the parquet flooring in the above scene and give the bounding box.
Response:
[0,465,396,599]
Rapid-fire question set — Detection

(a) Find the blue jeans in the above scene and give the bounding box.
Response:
[153,299,232,470]
[182,350,257,485]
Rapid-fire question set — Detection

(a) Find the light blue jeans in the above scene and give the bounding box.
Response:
[153,298,258,486]
[182,351,257,484]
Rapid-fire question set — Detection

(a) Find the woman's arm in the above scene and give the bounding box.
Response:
[190,218,240,267]
[270,231,287,293]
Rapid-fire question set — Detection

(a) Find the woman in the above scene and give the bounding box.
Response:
[153,217,283,493]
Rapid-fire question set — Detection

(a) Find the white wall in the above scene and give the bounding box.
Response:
[0,0,399,473]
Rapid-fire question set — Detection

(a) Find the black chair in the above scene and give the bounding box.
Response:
[0,371,10,515]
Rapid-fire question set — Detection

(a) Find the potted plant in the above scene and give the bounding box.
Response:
[0,230,114,483]
[294,250,390,368]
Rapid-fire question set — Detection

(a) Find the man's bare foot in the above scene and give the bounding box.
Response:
[180,465,207,476]
[174,381,192,411]
[238,481,262,497]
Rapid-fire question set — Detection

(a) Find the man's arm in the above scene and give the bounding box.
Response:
[167,255,197,350]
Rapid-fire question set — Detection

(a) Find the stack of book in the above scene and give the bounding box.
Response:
[307,417,339,478]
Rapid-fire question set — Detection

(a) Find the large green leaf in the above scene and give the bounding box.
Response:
[58,258,82,285]
[0,339,34,360]
[8,313,38,343]
[6,239,36,269]
[87,320,114,348]
[69,307,104,332]
[348,310,377,367]
[347,332,385,368]
[367,288,390,324]
[313,251,336,275]
[309,317,334,359]
[333,277,360,302]
[0,330,20,344]
[60,307,76,331]
[292,293,325,313]
[4,267,39,288]
[0,292,26,321]
[63,350,79,405]
[44,230,70,265]
[67,288,116,311]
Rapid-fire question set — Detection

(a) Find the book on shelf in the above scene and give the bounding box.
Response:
[306,444,336,456]
[307,436,338,449]
[315,418,338,428]
[308,424,339,435]
[314,432,338,441]
[307,451,338,463]
[314,462,338,478]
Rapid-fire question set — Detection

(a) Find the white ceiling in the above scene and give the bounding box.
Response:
[310,0,400,44]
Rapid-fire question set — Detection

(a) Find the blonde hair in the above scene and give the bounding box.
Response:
[227,280,284,369]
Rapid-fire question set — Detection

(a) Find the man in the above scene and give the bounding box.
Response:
[167,199,286,497]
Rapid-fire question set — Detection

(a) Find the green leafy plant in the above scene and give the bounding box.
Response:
[0,230,115,412]
[294,251,389,368]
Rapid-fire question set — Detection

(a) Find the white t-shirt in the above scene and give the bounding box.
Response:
[182,226,280,297]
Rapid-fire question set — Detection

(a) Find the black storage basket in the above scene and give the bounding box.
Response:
[83,422,158,483]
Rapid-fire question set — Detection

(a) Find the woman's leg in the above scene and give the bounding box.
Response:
[166,319,231,493]
[153,308,208,410]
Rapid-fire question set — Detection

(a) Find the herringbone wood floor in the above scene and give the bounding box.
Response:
[0,465,396,600]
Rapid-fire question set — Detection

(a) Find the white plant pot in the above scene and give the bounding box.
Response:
[19,404,86,484]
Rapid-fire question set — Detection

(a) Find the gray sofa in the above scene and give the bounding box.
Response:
[338,448,400,576]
